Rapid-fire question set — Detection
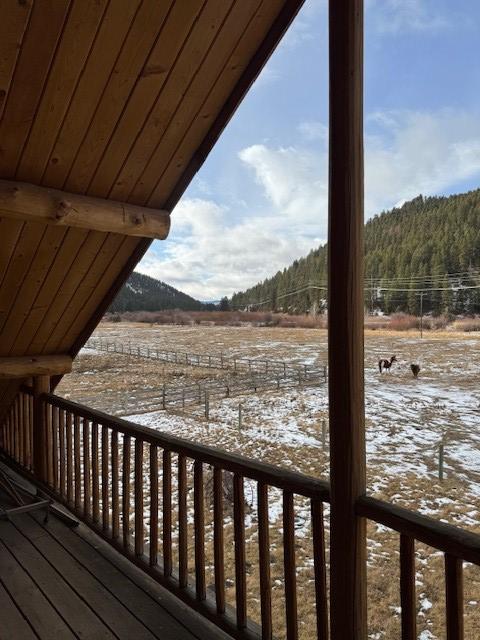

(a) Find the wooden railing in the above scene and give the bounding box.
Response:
[1,389,329,640]
[357,496,480,640]
[1,389,480,639]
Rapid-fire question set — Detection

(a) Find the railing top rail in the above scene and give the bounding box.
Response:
[44,393,330,501]
[357,495,480,566]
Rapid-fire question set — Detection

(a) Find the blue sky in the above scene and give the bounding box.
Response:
[139,0,480,300]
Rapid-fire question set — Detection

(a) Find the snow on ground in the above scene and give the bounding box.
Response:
[58,324,480,639]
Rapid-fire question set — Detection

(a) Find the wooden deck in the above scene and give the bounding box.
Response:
[0,490,230,640]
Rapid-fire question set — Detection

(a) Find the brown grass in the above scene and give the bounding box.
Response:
[62,323,480,638]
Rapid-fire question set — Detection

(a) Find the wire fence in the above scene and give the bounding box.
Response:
[85,337,328,417]
[86,337,326,379]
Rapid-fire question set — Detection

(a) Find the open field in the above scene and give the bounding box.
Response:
[57,322,480,639]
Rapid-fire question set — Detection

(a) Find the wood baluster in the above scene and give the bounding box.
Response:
[102,425,109,532]
[283,490,298,640]
[66,412,73,504]
[73,415,81,510]
[9,407,14,457]
[24,393,29,467]
[18,393,24,465]
[14,395,19,461]
[29,395,34,470]
[233,474,247,629]
[149,445,158,567]
[83,418,91,518]
[58,409,66,498]
[0,415,5,451]
[122,435,131,548]
[92,422,99,525]
[311,499,328,640]
[400,534,416,640]
[213,467,225,614]
[194,460,206,601]
[4,411,9,454]
[445,554,464,640]
[178,453,188,588]
[51,405,59,491]
[258,482,272,639]
[163,449,172,577]
[135,438,144,556]
[111,430,119,539]
[46,401,53,486]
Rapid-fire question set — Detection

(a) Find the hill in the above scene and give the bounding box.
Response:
[231,190,480,316]
[110,272,204,313]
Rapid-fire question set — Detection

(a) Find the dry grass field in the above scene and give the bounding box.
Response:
[57,322,480,639]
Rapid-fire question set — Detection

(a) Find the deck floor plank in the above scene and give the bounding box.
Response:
[9,513,159,640]
[35,511,230,640]
[0,482,228,640]
[0,537,76,639]
[0,518,116,640]
[0,581,38,640]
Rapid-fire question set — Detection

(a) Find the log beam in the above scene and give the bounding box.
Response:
[0,355,72,379]
[0,179,170,239]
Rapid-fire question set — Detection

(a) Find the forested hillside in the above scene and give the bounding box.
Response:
[231,190,480,315]
[110,272,204,313]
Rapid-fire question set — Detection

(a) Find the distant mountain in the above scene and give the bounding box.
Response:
[231,189,480,316]
[110,272,204,312]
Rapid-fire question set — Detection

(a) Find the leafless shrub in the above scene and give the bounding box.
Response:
[453,316,480,332]
[389,313,420,331]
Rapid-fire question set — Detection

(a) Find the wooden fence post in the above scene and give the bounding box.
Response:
[438,442,444,481]
[328,1,367,638]
[205,391,210,420]
[33,375,50,483]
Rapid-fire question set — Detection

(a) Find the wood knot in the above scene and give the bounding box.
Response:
[56,200,70,219]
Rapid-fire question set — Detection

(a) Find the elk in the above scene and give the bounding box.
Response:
[378,355,397,373]
[410,363,420,378]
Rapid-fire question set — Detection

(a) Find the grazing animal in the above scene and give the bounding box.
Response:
[378,355,397,373]
[410,363,420,378]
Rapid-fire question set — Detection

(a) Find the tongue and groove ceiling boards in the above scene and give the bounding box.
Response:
[0,0,304,415]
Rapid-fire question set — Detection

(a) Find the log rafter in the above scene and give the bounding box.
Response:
[0,180,170,239]
[0,355,73,379]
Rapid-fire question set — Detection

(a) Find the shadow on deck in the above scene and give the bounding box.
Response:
[0,479,230,640]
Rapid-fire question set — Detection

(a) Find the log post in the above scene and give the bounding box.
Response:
[33,375,50,482]
[328,1,367,639]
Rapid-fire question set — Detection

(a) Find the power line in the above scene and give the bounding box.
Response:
[232,269,480,309]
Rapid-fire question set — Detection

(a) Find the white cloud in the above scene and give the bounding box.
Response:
[238,144,328,231]
[139,108,480,300]
[365,109,480,214]
[138,198,315,301]
[298,120,328,142]
[366,0,452,34]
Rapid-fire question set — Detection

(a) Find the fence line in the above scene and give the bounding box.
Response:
[85,337,328,417]
[86,337,327,380]
[100,368,327,418]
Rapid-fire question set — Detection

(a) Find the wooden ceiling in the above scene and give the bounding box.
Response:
[0,0,304,416]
